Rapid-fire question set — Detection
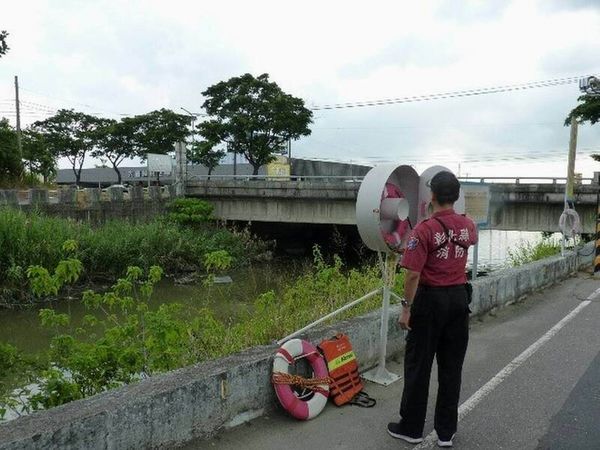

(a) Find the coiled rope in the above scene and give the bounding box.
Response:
[271,372,333,397]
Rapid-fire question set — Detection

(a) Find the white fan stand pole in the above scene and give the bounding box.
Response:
[362,252,401,386]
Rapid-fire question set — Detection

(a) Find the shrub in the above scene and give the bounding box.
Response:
[167,198,214,226]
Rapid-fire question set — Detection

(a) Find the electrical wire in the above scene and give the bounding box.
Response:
[18,86,130,117]
[310,75,595,111]
[6,73,595,119]
[296,147,600,167]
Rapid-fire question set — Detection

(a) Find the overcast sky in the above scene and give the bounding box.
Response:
[1,0,600,177]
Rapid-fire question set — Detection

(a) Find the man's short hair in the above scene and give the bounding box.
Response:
[430,171,460,205]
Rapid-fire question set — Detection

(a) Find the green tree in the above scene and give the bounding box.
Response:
[91,117,138,184]
[0,119,22,182]
[33,110,100,186]
[199,73,313,175]
[565,92,600,162]
[91,110,189,183]
[565,95,600,126]
[22,129,57,183]
[134,109,190,157]
[187,141,225,177]
[0,31,8,58]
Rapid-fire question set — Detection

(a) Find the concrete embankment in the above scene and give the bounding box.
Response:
[0,245,593,450]
[0,186,171,225]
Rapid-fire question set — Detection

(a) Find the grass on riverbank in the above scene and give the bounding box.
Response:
[0,208,271,306]
[507,238,562,267]
[208,248,404,357]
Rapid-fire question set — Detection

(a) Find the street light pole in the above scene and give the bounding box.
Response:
[180,107,196,143]
[14,76,22,168]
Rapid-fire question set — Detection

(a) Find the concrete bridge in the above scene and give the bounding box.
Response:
[186,176,599,233]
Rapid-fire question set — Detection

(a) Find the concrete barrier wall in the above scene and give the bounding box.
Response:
[469,245,591,315]
[0,246,593,449]
[0,187,177,224]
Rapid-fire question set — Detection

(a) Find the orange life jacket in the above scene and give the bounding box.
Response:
[318,334,363,406]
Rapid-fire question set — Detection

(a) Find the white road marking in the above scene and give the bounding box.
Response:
[414,286,600,449]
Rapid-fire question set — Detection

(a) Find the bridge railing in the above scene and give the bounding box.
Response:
[186,174,596,185]
[186,174,365,183]
[459,176,595,185]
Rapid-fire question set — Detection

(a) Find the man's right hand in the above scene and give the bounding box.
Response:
[398,307,411,331]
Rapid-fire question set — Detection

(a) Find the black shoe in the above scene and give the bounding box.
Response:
[387,422,423,444]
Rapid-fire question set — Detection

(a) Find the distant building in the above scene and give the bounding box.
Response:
[56,163,265,187]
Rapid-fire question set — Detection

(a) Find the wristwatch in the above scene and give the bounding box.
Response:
[401,299,411,308]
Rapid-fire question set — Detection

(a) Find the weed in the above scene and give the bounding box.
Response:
[507,238,561,267]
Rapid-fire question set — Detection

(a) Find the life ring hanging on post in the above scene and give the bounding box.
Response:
[559,208,582,239]
[271,339,331,420]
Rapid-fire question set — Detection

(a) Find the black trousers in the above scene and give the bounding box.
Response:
[399,284,470,440]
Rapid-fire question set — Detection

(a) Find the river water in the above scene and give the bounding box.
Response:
[0,261,310,354]
[467,229,559,271]
[0,230,551,355]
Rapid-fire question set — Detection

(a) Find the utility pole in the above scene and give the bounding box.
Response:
[580,76,600,276]
[565,117,578,206]
[561,116,578,256]
[231,143,237,177]
[14,75,22,163]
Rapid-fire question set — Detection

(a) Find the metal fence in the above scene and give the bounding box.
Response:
[458,176,595,185]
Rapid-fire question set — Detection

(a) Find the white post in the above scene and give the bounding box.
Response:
[175,141,187,197]
[472,225,479,280]
[362,252,401,386]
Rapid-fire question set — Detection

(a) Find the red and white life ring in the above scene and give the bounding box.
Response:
[272,339,329,420]
[559,208,582,238]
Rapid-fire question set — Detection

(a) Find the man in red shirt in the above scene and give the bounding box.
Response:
[387,171,477,448]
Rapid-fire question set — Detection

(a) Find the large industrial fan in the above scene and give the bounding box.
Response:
[355,164,461,385]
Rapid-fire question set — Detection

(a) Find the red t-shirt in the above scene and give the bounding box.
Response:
[401,209,478,286]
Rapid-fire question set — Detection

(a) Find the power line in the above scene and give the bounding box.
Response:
[313,121,568,130]
[310,75,595,111]
[296,139,600,166]
[19,86,130,117]
[20,100,58,113]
